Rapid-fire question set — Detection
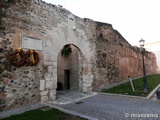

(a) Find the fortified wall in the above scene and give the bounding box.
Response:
[90,22,157,90]
[0,0,158,111]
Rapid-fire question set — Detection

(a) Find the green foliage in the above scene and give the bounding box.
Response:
[102,74,160,97]
[1,108,86,120]
[61,47,72,56]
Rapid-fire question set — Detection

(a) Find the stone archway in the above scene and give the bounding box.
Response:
[40,27,94,102]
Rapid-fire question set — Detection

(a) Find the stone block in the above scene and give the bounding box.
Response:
[0,93,6,98]
[45,73,52,78]
[46,40,59,53]
[46,40,54,49]
[87,86,92,92]
[52,69,57,74]
[53,82,57,89]
[46,81,53,89]
[53,62,57,68]
[46,78,50,81]
[90,75,94,79]
[49,90,56,100]
[6,93,13,98]
[73,39,79,48]
[49,56,56,61]
[40,80,45,91]
[52,75,57,81]
[40,90,48,96]
[48,66,53,73]
[82,88,88,93]
[43,54,51,61]
[44,46,57,56]
[41,96,48,102]
[44,61,53,65]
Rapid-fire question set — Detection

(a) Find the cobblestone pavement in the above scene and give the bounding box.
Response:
[1,92,160,120]
[48,93,160,120]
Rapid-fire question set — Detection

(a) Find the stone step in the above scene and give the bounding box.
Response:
[50,91,97,105]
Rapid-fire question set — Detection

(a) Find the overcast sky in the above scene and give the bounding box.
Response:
[43,0,160,47]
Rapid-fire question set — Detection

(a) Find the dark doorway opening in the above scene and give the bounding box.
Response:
[64,70,70,90]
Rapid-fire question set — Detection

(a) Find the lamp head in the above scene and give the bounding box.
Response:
[139,38,145,47]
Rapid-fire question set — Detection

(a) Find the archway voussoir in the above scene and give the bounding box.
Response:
[72,38,78,46]
[53,61,57,67]
[81,42,90,51]
[46,39,55,49]
[66,38,75,45]
[76,39,83,49]
[44,48,57,56]
[52,32,66,48]
[78,40,86,50]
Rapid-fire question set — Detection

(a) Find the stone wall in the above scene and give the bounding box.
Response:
[0,0,94,111]
[0,0,158,111]
[0,0,43,108]
[0,0,50,111]
[90,22,158,90]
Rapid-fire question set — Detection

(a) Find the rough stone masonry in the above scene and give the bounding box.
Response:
[0,0,158,111]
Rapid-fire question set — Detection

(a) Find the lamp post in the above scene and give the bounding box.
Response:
[139,38,148,92]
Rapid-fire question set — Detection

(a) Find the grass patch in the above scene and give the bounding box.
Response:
[1,107,86,120]
[102,74,160,97]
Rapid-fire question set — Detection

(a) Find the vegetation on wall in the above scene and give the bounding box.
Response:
[61,45,72,56]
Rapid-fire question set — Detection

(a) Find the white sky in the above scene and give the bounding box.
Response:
[43,0,160,47]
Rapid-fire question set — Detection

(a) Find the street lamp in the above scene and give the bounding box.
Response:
[139,38,148,92]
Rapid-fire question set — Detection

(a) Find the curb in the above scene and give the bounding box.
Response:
[147,84,160,99]
[43,103,98,120]
[99,92,160,101]
[98,92,148,99]
[51,92,98,105]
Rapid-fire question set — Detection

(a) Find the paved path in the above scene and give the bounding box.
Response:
[48,93,160,120]
[1,92,160,120]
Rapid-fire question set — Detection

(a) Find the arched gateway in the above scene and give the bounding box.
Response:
[57,44,82,91]
[40,25,94,101]
[0,0,157,110]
